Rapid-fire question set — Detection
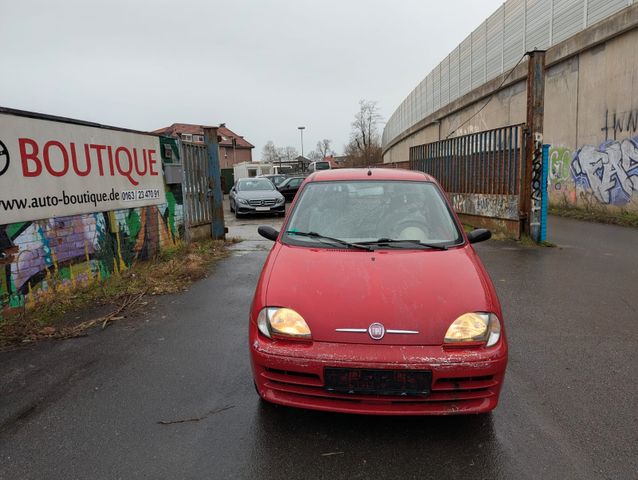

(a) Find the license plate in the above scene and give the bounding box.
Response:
[324,368,431,396]
[255,206,270,211]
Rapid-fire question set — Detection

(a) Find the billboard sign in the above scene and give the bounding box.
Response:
[0,112,166,224]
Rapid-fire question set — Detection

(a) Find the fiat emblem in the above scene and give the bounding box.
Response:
[368,322,385,340]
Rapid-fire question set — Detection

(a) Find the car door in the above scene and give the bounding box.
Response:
[281,178,301,200]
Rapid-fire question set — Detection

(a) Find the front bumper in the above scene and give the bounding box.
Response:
[236,203,285,215]
[250,334,507,415]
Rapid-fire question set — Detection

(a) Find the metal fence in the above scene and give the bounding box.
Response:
[409,124,524,195]
[383,0,632,146]
[181,141,212,229]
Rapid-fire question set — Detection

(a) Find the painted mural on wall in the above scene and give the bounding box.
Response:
[571,137,638,205]
[0,187,183,311]
[548,137,638,208]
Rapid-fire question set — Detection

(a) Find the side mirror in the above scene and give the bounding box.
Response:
[467,228,491,244]
[258,226,279,241]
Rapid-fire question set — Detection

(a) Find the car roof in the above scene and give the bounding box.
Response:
[239,177,270,182]
[307,168,434,182]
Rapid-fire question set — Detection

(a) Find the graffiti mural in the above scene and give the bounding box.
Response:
[548,146,572,191]
[450,193,519,220]
[571,137,638,205]
[0,188,183,310]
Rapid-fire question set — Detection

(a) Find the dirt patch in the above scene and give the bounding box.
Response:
[0,239,232,351]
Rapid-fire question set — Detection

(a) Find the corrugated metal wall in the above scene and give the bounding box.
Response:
[383,0,633,146]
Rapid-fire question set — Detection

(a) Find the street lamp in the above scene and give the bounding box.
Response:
[297,126,305,158]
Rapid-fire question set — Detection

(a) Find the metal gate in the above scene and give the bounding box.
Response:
[409,124,525,236]
[181,141,213,240]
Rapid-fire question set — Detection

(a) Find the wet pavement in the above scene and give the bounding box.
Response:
[1,207,637,479]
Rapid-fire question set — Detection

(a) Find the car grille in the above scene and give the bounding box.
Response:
[262,368,497,405]
[248,199,277,206]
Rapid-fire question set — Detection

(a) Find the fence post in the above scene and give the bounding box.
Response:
[540,144,549,242]
[203,127,226,240]
[522,49,546,242]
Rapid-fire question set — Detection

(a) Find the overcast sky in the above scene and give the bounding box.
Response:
[1,0,503,159]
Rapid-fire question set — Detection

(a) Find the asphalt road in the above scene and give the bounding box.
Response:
[1,207,637,480]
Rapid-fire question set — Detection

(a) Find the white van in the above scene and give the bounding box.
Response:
[307,161,331,173]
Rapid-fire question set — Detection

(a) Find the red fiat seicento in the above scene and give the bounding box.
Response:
[250,168,507,415]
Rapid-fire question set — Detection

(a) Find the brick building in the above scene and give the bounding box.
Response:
[153,123,254,169]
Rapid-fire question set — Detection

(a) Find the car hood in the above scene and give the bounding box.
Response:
[237,190,283,200]
[263,244,498,346]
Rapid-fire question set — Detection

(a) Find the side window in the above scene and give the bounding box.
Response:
[291,179,302,187]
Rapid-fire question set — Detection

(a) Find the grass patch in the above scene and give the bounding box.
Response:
[0,239,230,350]
[549,205,638,228]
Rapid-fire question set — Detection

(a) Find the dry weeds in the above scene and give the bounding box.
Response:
[0,239,231,350]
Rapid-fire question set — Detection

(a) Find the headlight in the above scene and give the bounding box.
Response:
[444,313,501,347]
[257,307,311,340]
[237,198,249,205]
[276,196,285,204]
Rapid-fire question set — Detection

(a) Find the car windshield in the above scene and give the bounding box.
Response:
[281,177,300,187]
[283,180,463,247]
[238,179,275,191]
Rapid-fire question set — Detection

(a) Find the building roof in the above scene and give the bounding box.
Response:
[324,155,348,168]
[152,123,254,149]
[295,155,311,164]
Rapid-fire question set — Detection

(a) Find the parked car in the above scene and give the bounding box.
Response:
[229,178,285,217]
[259,174,288,187]
[250,168,507,415]
[307,160,331,173]
[276,176,305,201]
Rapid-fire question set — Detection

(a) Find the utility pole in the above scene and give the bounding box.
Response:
[521,50,546,242]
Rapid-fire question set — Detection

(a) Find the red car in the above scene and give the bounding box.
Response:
[250,168,507,415]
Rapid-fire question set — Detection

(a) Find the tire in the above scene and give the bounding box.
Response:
[229,201,234,213]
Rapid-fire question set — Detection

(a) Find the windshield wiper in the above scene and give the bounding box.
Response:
[358,238,448,250]
[285,231,372,251]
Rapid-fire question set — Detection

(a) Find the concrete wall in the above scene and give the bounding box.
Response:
[384,4,638,214]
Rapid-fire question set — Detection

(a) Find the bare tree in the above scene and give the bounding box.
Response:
[277,146,299,162]
[316,139,333,159]
[261,141,279,163]
[344,99,383,167]
[307,150,322,161]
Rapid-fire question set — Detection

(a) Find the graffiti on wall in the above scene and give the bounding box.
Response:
[571,137,638,205]
[0,190,183,310]
[548,146,572,191]
[450,193,519,220]
[601,109,638,142]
